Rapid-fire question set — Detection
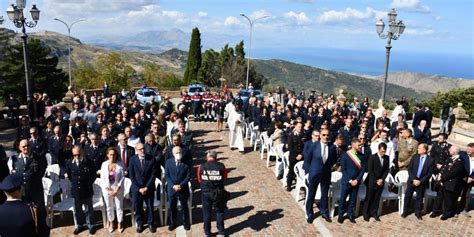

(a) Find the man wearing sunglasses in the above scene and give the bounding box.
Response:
[303,128,337,224]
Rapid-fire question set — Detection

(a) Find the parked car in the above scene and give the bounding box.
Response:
[238,89,263,103]
[187,84,205,96]
[134,87,162,104]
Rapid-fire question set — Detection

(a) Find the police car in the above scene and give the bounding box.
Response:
[134,88,162,104]
[188,84,205,96]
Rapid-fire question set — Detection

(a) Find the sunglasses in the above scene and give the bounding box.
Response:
[73,154,81,157]
[321,134,329,137]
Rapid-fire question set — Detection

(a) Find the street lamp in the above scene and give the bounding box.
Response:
[376,8,405,104]
[6,0,40,124]
[240,13,268,90]
[53,18,85,91]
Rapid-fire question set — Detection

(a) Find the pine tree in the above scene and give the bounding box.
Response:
[0,38,68,102]
[183,27,202,85]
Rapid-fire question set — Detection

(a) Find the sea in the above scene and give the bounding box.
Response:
[252,47,474,80]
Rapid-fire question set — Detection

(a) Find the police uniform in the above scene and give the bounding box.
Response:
[191,94,203,121]
[0,173,50,237]
[198,157,228,236]
[182,94,192,111]
[203,92,214,121]
[65,158,96,230]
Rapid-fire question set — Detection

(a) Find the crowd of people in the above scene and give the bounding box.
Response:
[0,88,229,237]
[0,86,472,236]
[221,88,472,224]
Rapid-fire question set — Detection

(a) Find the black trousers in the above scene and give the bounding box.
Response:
[443,189,461,218]
[432,188,444,214]
[459,182,473,213]
[286,158,297,189]
[403,183,425,215]
[363,185,383,218]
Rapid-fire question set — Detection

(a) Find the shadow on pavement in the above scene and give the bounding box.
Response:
[226,208,284,235]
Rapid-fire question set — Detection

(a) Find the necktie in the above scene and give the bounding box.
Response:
[76,160,80,167]
[23,155,27,165]
[380,156,384,166]
[322,144,327,164]
[140,159,144,169]
[417,156,425,178]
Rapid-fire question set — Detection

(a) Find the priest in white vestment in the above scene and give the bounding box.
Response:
[228,104,245,153]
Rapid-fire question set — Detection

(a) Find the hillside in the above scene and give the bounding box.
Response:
[254,59,429,101]
[374,72,474,93]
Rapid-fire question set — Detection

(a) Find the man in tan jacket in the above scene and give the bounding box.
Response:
[398,129,419,170]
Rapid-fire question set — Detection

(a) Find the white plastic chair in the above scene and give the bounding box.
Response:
[282,152,290,187]
[51,179,74,227]
[5,150,17,172]
[122,178,136,227]
[377,174,399,216]
[354,173,368,217]
[92,178,107,228]
[274,145,286,177]
[424,175,437,212]
[394,170,409,215]
[294,161,307,202]
[259,132,270,159]
[329,171,343,218]
[266,141,280,168]
[43,177,60,227]
[45,153,52,166]
[144,178,164,226]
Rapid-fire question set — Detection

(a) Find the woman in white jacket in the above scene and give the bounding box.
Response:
[100,147,125,233]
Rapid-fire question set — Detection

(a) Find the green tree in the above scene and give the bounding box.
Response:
[423,87,474,122]
[235,40,245,65]
[142,62,161,87]
[183,27,202,85]
[0,38,68,102]
[73,63,100,89]
[197,49,221,87]
[95,52,135,92]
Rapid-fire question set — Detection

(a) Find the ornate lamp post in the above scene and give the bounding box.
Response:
[376,8,405,104]
[6,0,40,123]
[240,13,268,90]
[53,18,85,91]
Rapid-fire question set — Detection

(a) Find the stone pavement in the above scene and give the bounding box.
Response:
[2,121,473,236]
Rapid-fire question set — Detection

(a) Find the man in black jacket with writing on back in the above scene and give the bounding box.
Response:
[287,122,305,191]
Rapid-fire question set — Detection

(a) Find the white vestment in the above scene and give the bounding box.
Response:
[228,110,245,152]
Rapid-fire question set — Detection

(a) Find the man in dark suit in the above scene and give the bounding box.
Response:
[52,111,70,136]
[11,139,47,223]
[338,138,366,224]
[0,173,50,237]
[64,146,96,235]
[432,146,466,220]
[116,133,135,176]
[459,143,473,216]
[129,143,157,233]
[338,119,357,147]
[84,133,105,175]
[29,127,46,157]
[287,122,305,191]
[414,120,431,145]
[412,104,427,129]
[165,146,191,231]
[363,142,390,221]
[425,106,433,129]
[376,110,391,130]
[48,126,64,164]
[303,128,337,223]
[16,116,31,140]
[402,143,433,220]
[144,133,164,175]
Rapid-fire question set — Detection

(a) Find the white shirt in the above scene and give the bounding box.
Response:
[320,142,328,164]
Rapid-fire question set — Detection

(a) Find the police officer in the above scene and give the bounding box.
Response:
[192,91,203,121]
[0,173,50,237]
[203,91,214,122]
[65,146,96,235]
[198,151,228,237]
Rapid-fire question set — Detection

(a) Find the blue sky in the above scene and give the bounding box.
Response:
[1,0,472,56]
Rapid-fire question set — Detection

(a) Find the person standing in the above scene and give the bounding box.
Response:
[303,128,336,223]
[228,105,245,153]
[116,133,135,177]
[198,151,228,237]
[401,143,433,220]
[7,94,20,127]
[287,122,305,191]
[338,138,366,224]
[192,91,203,121]
[459,143,474,216]
[363,143,390,222]
[439,101,452,135]
[0,173,50,237]
[129,143,157,233]
[100,147,125,233]
[434,146,466,220]
[412,104,427,129]
[397,129,419,170]
[11,139,47,223]
[64,146,96,235]
[165,146,191,231]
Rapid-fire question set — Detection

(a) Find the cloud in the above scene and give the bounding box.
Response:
[317,7,384,24]
[390,0,431,13]
[198,12,208,18]
[404,28,434,36]
[224,16,241,26]
[285,11,311,25]
[251,9,272,20]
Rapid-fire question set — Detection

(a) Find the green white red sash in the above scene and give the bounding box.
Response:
[347,149,362,170]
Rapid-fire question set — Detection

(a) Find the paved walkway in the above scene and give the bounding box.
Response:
[2,121,473,236]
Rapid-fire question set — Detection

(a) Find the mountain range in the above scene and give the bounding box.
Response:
[3,28,473,101]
